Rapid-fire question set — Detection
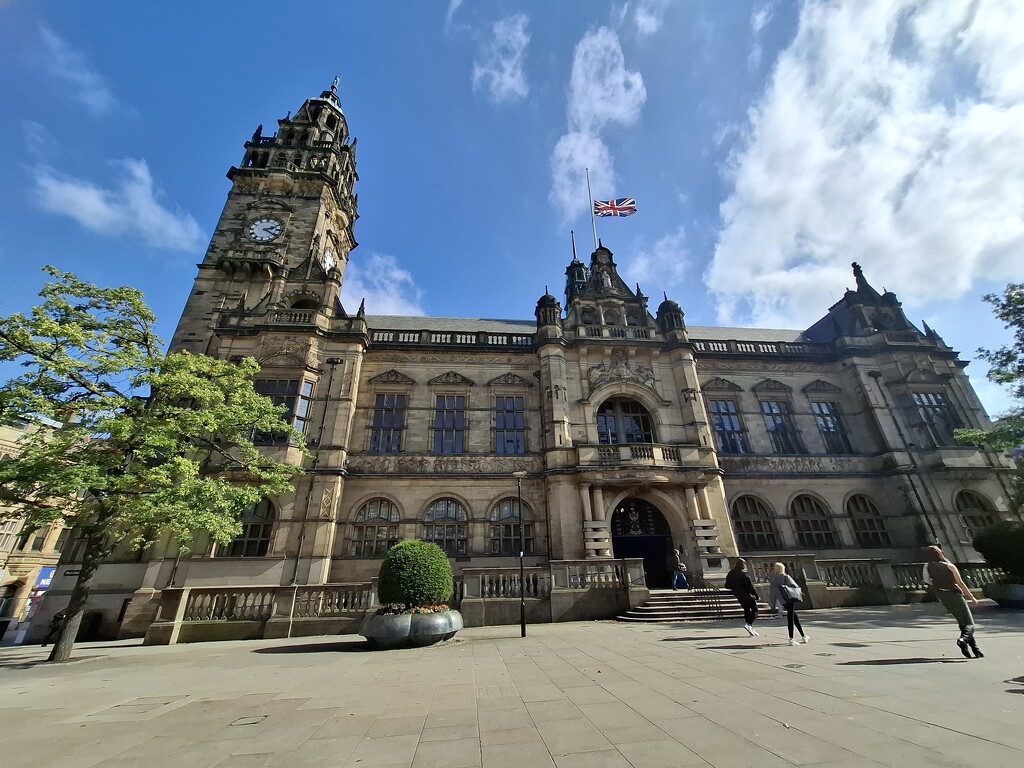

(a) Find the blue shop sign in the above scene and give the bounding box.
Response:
[35,567,57,590]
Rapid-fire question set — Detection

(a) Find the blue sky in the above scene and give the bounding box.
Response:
[0,1,1021,416]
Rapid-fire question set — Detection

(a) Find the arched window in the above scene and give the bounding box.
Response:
[489,498,534,555]
[846,495,891,547]
[955,491,1000,535]
[790,495,838,548]
[350,498,400,556]
[597,398,655,444]
[423,498,468,556]
[220,500,274,557]
[291,298,319,309]
[730,496,779,551]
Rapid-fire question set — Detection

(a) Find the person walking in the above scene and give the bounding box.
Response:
[768,563,809,646]
[670,549,690,590]
[725,558,760,636]
[41,610,66,647]
[924,545,983,658]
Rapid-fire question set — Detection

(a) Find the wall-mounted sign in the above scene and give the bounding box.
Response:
[35,566,57,590]
[63,569,81,577]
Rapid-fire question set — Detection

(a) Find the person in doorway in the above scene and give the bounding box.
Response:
[670,549,690,590]
[924,545,983,658]
[725,558,760,636]
[41,610,66,647]
[769,563,809,646]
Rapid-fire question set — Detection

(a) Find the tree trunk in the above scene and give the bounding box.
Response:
[47,531,107,663]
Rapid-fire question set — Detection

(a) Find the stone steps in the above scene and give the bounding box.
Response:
[617,588,772,623]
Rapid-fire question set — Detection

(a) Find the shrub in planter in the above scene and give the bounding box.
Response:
[972,521,1024,583]
[377,540,454,608]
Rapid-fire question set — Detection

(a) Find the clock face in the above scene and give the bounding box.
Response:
[247,217,283,242]
[322,248,337,272]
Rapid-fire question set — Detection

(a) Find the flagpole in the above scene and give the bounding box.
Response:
[586,167,598,250]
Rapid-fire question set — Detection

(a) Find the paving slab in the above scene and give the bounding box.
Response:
[0,603,1022,768]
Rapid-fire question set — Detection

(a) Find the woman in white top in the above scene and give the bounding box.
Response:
[768,562,809,646]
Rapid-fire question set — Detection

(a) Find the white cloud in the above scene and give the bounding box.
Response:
[341,252,425,316]
[622,227,690,292]
[550,27,647,220]
[472,14,530,104]
[22,120,56,160]
[748,1,777,71]
[445,0,464,30]
[708,0,1024,329]
[38,25,117,116]
[633,0,670,38]
[34,159,205,251]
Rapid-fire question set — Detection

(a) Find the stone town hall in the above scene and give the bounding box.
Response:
[40,82,1015,640]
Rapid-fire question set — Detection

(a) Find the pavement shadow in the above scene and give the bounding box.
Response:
[837,657,970,665]
[1004,676,1024,696]
[252,639,370,654]
[660,635,739,642]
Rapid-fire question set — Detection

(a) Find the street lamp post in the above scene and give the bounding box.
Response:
[512,470,528,638]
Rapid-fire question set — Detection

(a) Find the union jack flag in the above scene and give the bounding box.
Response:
[593,198,637,217]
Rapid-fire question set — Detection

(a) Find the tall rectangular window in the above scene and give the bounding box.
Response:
[433,395,466,454]
[370,394,406,453]
[761,400,802,454]
[494,396,526,454]
[708,399,747,454]
[811,401,852,454]
[912,392,959,446]
[254,379,314,444]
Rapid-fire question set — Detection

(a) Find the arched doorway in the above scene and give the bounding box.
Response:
[611,498,673,588]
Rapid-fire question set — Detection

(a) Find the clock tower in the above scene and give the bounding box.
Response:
[171,79,360,354]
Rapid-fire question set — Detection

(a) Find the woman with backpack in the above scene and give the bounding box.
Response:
[725,558,760,636]
[769,562,809,646]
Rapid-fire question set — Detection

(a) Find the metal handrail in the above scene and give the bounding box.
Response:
[686,571,724,618]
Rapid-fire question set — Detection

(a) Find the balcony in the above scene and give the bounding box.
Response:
[577,443,702,468]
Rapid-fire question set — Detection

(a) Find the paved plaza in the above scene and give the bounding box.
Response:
[1,602,1023,768]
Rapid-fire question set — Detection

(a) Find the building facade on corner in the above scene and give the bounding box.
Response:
[37,83,1016,641]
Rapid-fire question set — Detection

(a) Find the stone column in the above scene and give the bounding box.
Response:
[579,483,593,522]
[684,486,700,520]
[587,486,612,557]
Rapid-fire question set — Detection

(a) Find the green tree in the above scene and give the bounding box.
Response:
[0,268,305,661]
[956,283,1024,511]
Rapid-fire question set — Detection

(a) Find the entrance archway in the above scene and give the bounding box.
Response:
[611,498,673,588]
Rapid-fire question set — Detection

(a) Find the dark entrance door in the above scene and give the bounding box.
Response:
[611,499,673,589]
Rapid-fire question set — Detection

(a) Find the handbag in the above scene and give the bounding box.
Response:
[779,584,803,604]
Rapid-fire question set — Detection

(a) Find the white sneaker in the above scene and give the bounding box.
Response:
[802,635,810,644]
[744,624,756,636]
[789,638,800,646]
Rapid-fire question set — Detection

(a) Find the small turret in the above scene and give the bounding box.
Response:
[656,292,687,336]
[535,288,563,341]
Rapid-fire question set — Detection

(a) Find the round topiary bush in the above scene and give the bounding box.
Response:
[972,520,1024,582]
[377,540,454,607]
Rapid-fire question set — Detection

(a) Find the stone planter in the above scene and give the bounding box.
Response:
[359,609,463,650]
[982,582,1024,609]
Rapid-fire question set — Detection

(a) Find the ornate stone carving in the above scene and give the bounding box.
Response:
[320,483,335,520]
[588,351,656,391]
[703,361,830,373]
[752,378,791,392]
[346,454,541,475]
[487,372,533,388]
[803,379,841,394]
[255,336,309,367]
[702,377,742,391]
[428,371,475,386]
[373,352,520,365]
[719,455,875,475]
[369,369,416,384]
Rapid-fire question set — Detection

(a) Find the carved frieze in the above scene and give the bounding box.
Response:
[700,361,831,373]
[320,483,335,520]
[255,336,310,367]
[588,351,656,391]
[346,454,542,475]
[372,352,522,365]
[719,455,877,475]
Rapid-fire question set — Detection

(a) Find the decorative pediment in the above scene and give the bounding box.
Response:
[904,367,945,385]
[487,372,533,388]
[802,379,841,394]
[369,369,416,385]
[255,337,309,368]
[752,378,792,392]
[428,371,475,386]
[702,377,742,392]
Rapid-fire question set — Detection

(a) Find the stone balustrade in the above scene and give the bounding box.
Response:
[577,443,701,468]
[459,567,551,599]
[816,559,885,588]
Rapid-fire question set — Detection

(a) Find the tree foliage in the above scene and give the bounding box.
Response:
[972,521,1024,582]
[0,267,306,660]
[377,540,454,607]
[956,283,1024,512]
